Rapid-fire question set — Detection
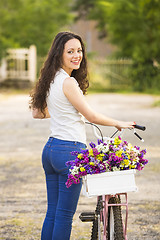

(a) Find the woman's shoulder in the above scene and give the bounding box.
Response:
[53,69,80,93]
[63,77,83,97]
[63,76,79,89]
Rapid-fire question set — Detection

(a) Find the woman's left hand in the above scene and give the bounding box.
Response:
[32,107,50,119]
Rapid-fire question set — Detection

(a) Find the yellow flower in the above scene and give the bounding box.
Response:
[78,153,83,159]
[114,136,122,145]
[129,165,136,169]
[89,149,94,157]
[89,162,95,166]
[116,150,123,157]
[97,153,105,161]
[124,159,130,166]
[133,158,137,162]
[80,167,86,172]
[126,153,130,160]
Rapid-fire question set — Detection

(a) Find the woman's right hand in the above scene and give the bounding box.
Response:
[115,121,135,131]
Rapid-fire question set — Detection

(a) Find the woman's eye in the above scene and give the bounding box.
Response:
[68,50,82,54]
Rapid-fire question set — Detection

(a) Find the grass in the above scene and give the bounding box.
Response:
[152,99,160,107]
[0,215,42,240]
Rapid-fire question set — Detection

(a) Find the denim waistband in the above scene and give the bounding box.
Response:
[48,137,86,148]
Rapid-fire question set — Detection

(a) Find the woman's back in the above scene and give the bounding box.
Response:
[47,68,86,144]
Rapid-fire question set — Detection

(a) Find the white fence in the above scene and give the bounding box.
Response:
[89,58,132,90]
[0,45,37,83]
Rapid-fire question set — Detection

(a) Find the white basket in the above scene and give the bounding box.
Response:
[82,169,138,197]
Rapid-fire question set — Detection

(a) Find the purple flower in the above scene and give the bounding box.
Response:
[134,146,140,150]
[123,141,128,145]
[97,139,103,145]
[92,148,99,156]
[81,149,89,155]
[71,151,80,156]
[109,145,114,151]
[103,154,109,160]
[89,142,96,148]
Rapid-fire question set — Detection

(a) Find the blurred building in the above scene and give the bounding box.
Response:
[70,20,115,57]
[0,45,36,87]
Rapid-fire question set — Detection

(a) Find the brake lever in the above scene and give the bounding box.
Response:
[133,129,144,142]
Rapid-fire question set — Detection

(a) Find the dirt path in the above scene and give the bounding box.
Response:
[0,93,160,240]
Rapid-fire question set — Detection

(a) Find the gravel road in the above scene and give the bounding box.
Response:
[0,92,159,240]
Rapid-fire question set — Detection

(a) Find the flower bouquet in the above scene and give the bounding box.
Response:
[65,136,148,190]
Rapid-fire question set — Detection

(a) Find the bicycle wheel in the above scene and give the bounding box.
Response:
[91,217,98,240]
[91,197,102,240]
[107,197,124,240]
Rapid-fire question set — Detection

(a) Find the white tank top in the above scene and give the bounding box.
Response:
[47,68,86,144]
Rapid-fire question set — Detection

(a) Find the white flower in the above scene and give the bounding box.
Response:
[133,147,140,154]
[70,166,79,175]
[127,143,133,151]
[112,167,119,171]
[96,143,109,153]
[104,161,109,169]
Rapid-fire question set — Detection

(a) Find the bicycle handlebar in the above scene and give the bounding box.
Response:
[133,124,146,131]
[85,122,146,142]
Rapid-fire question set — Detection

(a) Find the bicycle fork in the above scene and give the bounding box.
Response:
[79,193,128,240]
[101,193,129,240]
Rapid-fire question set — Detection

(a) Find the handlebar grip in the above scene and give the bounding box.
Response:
[133,124,146,131]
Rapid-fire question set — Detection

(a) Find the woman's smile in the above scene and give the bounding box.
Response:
[71,59,81,65]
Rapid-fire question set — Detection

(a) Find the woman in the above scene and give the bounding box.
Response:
[30,31,134,240]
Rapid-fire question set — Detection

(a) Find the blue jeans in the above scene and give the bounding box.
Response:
[41,137,86,240]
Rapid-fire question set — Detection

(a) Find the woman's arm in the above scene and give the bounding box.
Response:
[32,107,50,119]
[63,77,134,130]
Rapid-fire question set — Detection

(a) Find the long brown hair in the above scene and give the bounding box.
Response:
[29,32,89,115]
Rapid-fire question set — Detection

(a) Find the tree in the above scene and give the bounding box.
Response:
[0,0,73,58]
[74,0,160,91]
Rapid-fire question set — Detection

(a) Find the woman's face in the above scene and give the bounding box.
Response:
[62,38,83,76]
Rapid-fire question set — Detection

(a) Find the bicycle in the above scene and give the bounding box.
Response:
[79,123,146,240]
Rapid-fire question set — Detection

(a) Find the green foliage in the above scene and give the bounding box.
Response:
[74,0,160,92]
[152,99,160,107]
[0,0,73,58]
[131,58,160,92]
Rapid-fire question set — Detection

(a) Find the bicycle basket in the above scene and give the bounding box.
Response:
[82,169,138,197]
